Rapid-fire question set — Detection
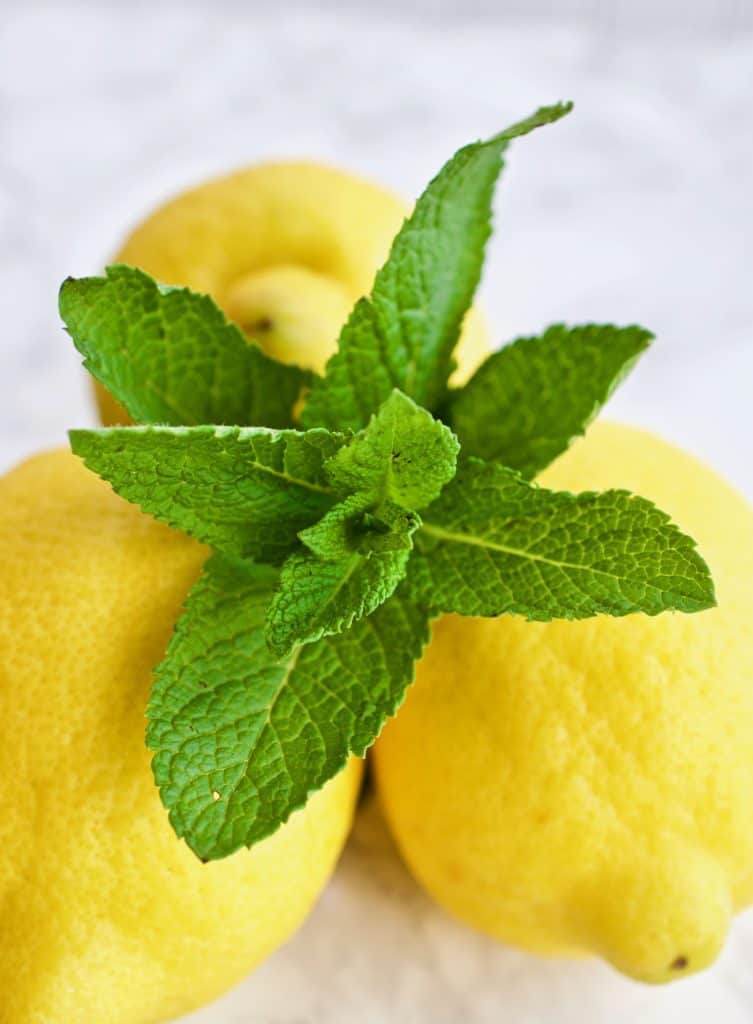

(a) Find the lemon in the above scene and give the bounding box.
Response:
[98,161,489,424]
[0,449,362,1023]
[374,420,753,984]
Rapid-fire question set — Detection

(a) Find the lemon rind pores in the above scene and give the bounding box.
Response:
[373,421,753,985]
[0,449,363,1023]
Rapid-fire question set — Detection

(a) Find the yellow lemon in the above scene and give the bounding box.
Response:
[98,162,489,424]
[0,449,362,1023]
[374,420,753,984]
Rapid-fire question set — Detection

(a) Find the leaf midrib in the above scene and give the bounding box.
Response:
[245,460,332,495]
[419,519,687,589]
[88,426,335,496]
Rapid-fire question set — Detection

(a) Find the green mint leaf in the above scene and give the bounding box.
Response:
[265,546,412,658]
[447,323,653,477]
[59,265,312,428]
[299,494,420,559]
[148,554,430,860]
[298,493,373,560]
[325,389,459,510]
[265,496,420,656]
[69,424,343,563]
[357,506,423,553]
[408,457,716,619]
[302,103,573,431]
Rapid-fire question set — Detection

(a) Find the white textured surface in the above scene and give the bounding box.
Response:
[2,3,752,1021]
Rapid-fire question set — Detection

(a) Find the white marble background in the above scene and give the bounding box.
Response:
[2,2,752,1021]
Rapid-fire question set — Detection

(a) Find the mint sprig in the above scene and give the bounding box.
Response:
[61,100,717,862]
[265,391,457,653]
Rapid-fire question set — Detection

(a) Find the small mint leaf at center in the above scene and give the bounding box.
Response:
[299,494,419,560]
[265,545,412,659]
[325,389,459,510]
[265,496,420,657]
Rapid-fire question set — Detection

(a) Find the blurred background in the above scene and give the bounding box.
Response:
[2,1,752,1021]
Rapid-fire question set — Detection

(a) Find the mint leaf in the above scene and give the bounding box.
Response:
[265,547,412,658]
[299,494,420,559]
[325,389,459,509]
[148,554,430,860]
[60,265,311,429]
[447,323,653,477]
[266,496,420,656]
[70,424,342,563]
[303,103,573,431]
[408,458,716,619]
[357,505,422,553]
